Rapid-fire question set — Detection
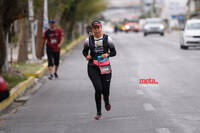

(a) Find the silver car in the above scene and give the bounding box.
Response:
[143,18,165,36]
[180,19,200,49]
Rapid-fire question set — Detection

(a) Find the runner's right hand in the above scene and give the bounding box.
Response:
[86,55,92,60]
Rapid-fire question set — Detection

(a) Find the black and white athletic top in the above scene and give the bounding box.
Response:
[82,35,116,65]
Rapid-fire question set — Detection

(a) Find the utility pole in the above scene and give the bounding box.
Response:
[28,0,37,60]
[152,0,156,17]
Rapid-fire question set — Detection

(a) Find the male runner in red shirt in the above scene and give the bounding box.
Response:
[42,19,64,80]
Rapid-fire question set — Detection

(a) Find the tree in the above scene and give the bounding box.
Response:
[17,18,29,62]
[0,0,108,72]
[76,0,107,21]
[61,0,79,40]
[60,0,107,40]
[35,0,44,59]
[0,0,28,72]
[0,15,6,73]
[45,0,107,40]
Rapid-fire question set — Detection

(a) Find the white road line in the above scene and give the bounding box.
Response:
[156,128,171,133]
[136,90,144,95]
[106,116,136,121]
[143,103,156,111]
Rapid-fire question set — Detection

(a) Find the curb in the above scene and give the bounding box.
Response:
[0,35,86,112]
[23,63,48,78]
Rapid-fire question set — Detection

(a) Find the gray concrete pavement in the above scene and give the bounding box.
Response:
[1,32,200,133]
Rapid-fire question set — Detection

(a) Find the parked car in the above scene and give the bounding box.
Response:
[180,19,200,49]
[143,18,165,36]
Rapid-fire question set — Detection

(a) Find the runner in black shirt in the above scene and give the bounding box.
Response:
[82,20,116,120]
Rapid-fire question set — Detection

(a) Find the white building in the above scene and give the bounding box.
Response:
[161,0,188,28]
[161,0,187,18]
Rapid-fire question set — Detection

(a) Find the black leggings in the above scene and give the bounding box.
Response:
[46,48,60,67]
[88,65,112,115]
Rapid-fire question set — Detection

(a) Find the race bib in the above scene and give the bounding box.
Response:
[51,39,57,44]
[99,65,111,75]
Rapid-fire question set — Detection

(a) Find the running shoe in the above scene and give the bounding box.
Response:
[48,74,53,80]
[94,115,102,120]
[54,72,58,78]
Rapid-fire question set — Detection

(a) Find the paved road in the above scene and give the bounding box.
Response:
[1,31,200,133]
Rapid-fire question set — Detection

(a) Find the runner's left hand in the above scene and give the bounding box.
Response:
[101,53,109,58]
